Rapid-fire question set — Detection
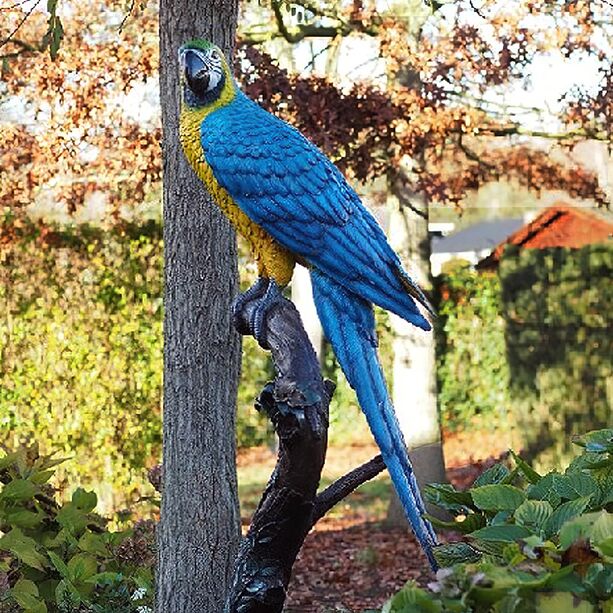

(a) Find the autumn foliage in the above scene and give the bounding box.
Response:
[1,0,610,224]
[1,2,160,218]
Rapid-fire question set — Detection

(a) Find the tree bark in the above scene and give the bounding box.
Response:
[157,2,241,611]
[386,165,447,526]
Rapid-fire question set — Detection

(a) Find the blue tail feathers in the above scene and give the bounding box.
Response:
[310,270,438,569]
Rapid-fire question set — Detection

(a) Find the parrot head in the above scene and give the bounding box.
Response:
[179,39,234,109]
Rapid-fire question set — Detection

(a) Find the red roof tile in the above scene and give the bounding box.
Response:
[478,203,613,269]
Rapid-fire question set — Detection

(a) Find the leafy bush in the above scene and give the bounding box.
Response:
[0,444,154,613]
[435,265,510,431]
[384,429,613,612]
[499,244,612,466]
[0,219,276,510]
[0,220,164,512]
[436,246,611,468]
[0,216,380,489]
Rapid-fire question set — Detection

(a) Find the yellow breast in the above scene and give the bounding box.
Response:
[179,98,295,286]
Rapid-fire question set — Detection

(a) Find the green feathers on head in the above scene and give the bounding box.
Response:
[181,38,217,54]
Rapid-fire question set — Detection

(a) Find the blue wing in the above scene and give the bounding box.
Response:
[201,92,431,329]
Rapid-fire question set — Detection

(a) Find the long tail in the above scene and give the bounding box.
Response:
[311,269,438,569]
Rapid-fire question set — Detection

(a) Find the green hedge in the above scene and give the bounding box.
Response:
[0,220,276,511]
[436,245,612,466]
[1,221,164,513]
[499,243,612,465]
[435,264,510,431]
[0,220,379,511]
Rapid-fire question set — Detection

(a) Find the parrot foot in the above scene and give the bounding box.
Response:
[233,277,284,348]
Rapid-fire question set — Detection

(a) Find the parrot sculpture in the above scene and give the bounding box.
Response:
[178,39,438,569]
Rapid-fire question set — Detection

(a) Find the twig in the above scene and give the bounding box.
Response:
[0,0,41,51]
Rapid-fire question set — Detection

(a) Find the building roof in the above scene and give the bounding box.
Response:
[478,204,613,269]
[431,218,524,255]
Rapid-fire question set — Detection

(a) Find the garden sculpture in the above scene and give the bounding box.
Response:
[178,39,438,569]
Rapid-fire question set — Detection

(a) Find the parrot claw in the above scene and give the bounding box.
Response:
[232,277,283,348]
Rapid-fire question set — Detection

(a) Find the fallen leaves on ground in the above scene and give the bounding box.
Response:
[238,429,512,612]
[283,460,499,612]
[285,521,432,612]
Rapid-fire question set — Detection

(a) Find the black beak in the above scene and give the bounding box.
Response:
[182,48,210,97]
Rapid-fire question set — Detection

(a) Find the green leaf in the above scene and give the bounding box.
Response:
[473,463,510,487]
[77,532,107,556]
[470,539,508,557]
[591,511,613,546]
[72,488,97,513]
[37,456,70,471]
[510,450,541,484]
[432,542,481,566]
[471,485,526,512]
[37,579,59,604]
[470,525,533,542]
[583,563,613,602]
[573,429,613,454]
[67,553,97,583]
[0,451,20,471]
[589,462,613,506]
[545,565,584,592]
[11,579,47,612]
[514,499,553,530]
[49,17,64,60]
[382,581,442,613]
[490,510,512,525]
[424,483,474,512]
[595,537,613,557]
[85,571,123,586]
[0,478,37,501]
[11,592,47,613]
[527,473,562,508]
[536,592,594,613]
[12,578,38,598]
[544,496,592,538]
[4,509,44,529]
[56,503,89,534]
[0,528,47,571]
[554,472,599,501]
[30,469,55,485]
[425,512,486,534]
[55,578,81,607]
[47,550,70,579]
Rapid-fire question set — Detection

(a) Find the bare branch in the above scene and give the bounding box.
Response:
[312,455,385,524]
[0,0,42,52]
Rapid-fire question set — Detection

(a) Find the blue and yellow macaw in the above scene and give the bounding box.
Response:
[178,39,438,568]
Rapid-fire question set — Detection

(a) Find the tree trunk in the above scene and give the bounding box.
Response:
[386,166,447,526]
[157,3,241,612]
[291,266,324,361]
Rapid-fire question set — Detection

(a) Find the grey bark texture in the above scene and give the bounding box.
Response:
[157,2,241,611]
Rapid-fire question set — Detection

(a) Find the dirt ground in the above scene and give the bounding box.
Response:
[237,429,509,612]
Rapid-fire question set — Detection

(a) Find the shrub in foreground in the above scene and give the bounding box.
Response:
[0,445,154,612]
[384,429,613,612]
